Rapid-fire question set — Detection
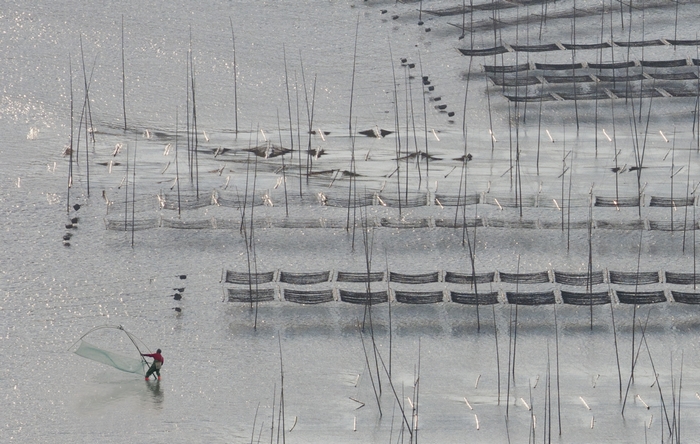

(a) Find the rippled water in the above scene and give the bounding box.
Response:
[3,0,700,443]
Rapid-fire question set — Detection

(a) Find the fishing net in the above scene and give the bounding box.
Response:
[104,217,160,231]
[74,340,147,375]
[511,43,561,52]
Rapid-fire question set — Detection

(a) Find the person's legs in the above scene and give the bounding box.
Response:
[145,363,156,380]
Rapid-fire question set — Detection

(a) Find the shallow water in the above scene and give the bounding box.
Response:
[3,0,700,443]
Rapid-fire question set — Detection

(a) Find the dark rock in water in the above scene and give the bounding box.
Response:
[425,28,431,32]
[341,170,362,178]
[400,58,407,64]
[71,217,79,224]
[177,275,187,280]
[448,111,455,117]
[65,223,74,229]
[423,79,431,85]
[396,151,442,162]
[63,241,70,247]
[422,76,429,81]
[392,15,399,20]
[428,86,435,91]
[453,154,473,162]
[173,293,182,301]
[173,287,185,292]
[432,97,441,102]
[381,9,387,14]
[62,233,72,241]
[459,34,465,40]
[307,148,326,158]
[418,21,424,26]
[308,130,331,136]
[436,104,447,110]
[358,128,393,138]
[408,63,415,69]
[173,307,182,313]
[243,144,292,158]
[73,204,81,211]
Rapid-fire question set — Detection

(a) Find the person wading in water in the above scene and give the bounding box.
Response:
[142,349,164,381]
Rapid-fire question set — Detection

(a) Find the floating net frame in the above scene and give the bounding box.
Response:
[393,290,445,304]
[554,270,606,286]
[104,217,160,231]
[506,291,557,305]
[648,220,697,231]
[161,218,213,229]
[279,271,331,285]
[594,196,641,207]
[338,290,388,305]
[486,219,539,229]
[389,271,441,284]
[649,196,696,207]
[433,193,480,207]
[615,290,667,304]
[609,271,660,285]
[224,270,276,285]
[433,218,484,228]
[665,272,700,285]
[670,291,700,304]
[283,289,335,304]
[499,271,551,284]
[158,192,212,210]
[376,193,428,208]
[225,287,277,302]
[380,218,431,229]
[595,220,647,230]
[560,290,611,305]
[336,271,385,283]
[450,291,500,305]
[444,271,496,285]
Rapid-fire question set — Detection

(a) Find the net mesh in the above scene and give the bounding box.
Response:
[74,340,147,375]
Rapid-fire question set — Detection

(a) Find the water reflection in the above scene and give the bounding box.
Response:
[145,380,164,407]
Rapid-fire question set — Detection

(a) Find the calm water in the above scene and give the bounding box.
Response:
[3,1,700,442]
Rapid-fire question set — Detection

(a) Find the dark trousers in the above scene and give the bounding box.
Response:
[146,362,161,379]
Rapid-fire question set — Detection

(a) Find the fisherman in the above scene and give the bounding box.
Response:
[141,349,164,381]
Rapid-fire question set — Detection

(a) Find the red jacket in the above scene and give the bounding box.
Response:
[142,352,164,364]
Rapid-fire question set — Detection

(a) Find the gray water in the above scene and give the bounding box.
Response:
[3,0,700,442]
